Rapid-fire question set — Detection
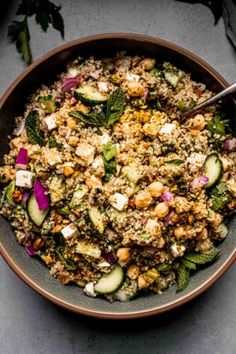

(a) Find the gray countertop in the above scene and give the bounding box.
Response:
[0,1,235,353]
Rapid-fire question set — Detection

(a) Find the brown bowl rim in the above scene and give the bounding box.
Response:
[0,33,235,319]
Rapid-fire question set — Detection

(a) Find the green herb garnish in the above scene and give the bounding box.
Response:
[181,258,196,270]
[68,110,106,127]
[184,249,221,265]
[106,87,126,126]
[177,100,186,111]
[48,136,59,148]
[37,95,56,113]
[102,141,117,161]
[166,159,185,165]
[209,181,232,211]
[25,110,45,146]
[55,246,76,271]
[103,159,116,182]
[156,263,172,271]
[176,265,190,292]
[206,114,229,136]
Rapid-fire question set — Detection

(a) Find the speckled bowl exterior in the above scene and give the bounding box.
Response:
[0,34,235,319]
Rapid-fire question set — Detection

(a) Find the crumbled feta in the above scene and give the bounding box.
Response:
[44,115,57,131]
[97,82,108,92]
[159,123,177,135]
[83,282,97,297]
[68,67,79,77]
[76,143,95,165]
[110,193,128,211]
[98,261,111,268]
[61,224,79,239]
[170,243,186,258]
[92,156,104,169]
[100,134,111,145]
[126,73,140,82]
[15,170,34,188]
[187,152,205,167]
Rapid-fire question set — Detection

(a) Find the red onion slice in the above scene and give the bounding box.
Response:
[34,180,50,210]
[15,148,28,170]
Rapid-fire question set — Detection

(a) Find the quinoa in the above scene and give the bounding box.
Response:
[0,52,236,301]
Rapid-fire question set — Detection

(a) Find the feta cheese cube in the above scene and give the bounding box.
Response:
[170,243,186,258]
[15,170,34,188]
[44,115,57,131]
[159,123,176,135]
[101,134,111,145]
[61,224,79,240]
[68,67,79,77]
[97,82,108,92]
[83,282,97,297]
[76,143,95,165]
[126,73,140,82]
[98,261,110,268]
[110,193,128,211]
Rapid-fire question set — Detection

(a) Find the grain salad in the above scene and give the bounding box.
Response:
[1,52,236,301]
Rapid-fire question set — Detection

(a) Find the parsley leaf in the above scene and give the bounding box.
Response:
[102,141,117,161]
[209,181,232,211]
[103,159,116,182]
[206,114,229,136]
[8,16,32,64]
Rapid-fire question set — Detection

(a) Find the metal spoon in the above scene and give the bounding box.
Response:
[181,82,236,121]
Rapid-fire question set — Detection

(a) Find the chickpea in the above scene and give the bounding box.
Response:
[208,211,223,229]
[154,202,169,219]
[33,238,44,250]
[135,191,152,209]
[68,136,79,147]
[191,114,205,131]
[127,264,140,280]
[86,175,102,189]
[63,166,74,177]
[174,226,185,239]
[149,181,164,198]
[174,196,192,213]
[42,254,53,265]
[145,218,162,237]
[127,82,145,97]
[196,227,208,240]
[117,247,131,264]
[141,58,156,70]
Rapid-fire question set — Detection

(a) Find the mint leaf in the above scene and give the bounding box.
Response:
[184,249,221,265]
[209,181,232,211]
[25,110,45,146]
[103,159,116,182]
[102,142,117,161]
[176,265,190,292]
[68,110,106,126]
[156,263,171,271]
[166,159,185,165]
[206,114,229,136]
[182,258,196,270]
[106,88,126,126]
[8,16,32,64]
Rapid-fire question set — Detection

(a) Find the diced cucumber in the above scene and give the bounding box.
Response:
[204,154,223,188]
[37,95,56,113]
[57,206,70,216]
[49,175,66,203]
[94,264,124,294]
[6,180,15,205]
[75,85,107,105]
[88,206,106,234]
[69,185,88,208]
[76,241,101,258]
[27,193,49,226]
[122,164,142,185]
[164,70,184,88]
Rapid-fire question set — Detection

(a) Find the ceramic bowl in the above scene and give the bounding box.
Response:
[0,34,235,319]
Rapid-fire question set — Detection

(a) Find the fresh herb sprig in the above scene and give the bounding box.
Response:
[8,0,65,64]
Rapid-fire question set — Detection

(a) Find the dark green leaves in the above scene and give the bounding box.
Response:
[69,88,126,127]
[156,263,172,271]
[48,136,59,148]
[68,110,106,127]
[102,142,117,161]
[176,265,190,292]
[166,159,185,165]
[25,110,45,146]
[8,0,65,64]
[55,246,77,271]
[106,87,126,126]
[184,249,221,265]
[206,114,229,136]
[209,182,232,211]
[8,16,32,64]
[181,258,196,270]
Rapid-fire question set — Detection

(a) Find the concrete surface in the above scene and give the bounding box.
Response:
[0,1,235,353]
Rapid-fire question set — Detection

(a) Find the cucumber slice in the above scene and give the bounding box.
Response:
[88,206,105,234]
[75,85,107,105]
[94,264,124,294]
[6,180,15,205]
[27,193,50,226]
[122,164,142,185]
[69,185,88,208]
[204,154,223,188]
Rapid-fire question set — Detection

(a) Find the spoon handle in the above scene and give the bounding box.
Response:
[181,82,236,120]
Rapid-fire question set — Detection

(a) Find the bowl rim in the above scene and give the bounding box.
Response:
[0,33,235,319]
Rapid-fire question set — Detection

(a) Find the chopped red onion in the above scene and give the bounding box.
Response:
[34,180,50,210]
[102,251,117,264]
[61,76,80,93]
[22,192,30,208]
[161,191,174,204]
[164,212,173,226]
[191,176,209,191]
[15,148,28,170]
[224,139,236,151]
[90,69,102,79]
[142,89,149,104]
[25,245,36,256]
